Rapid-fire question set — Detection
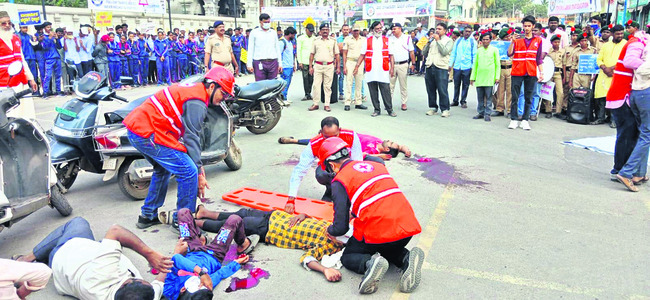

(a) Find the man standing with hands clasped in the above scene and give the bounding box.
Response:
[343,24,368,111]
[247,13,282,81]
[470,31,500,122]
[308,23,339,112]
[388,23,416,111]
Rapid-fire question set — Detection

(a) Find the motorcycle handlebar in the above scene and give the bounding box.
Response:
[112,95,128,102]
[15,89,32,99]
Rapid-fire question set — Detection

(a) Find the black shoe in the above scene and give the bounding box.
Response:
[491,111,504,116]
[450,102,459,107]
[57,92,66,96]
[553,113,567,120]
[530,115,538,121]
[388,111,397,117]
[610,122,617,129]
[590,119,605,125]
[345,105,350,111]
[461,103,468,109]
[371,111,380,117]
[136,215,162,229]
[545,113,553,119]
[484,115,491,122]
[355,104,368,110]
[472,114,484,119]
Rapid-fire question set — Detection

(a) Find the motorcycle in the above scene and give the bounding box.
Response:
[0,62,72,232]
[49,71,133,191]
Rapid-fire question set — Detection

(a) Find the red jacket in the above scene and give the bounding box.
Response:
[607,36,640,103]
[123,83,209,152]
[511,37,542,77]
[365,36,389,72]
[333,160,421,244]
[0,35,28,87]
[310,129,355,169]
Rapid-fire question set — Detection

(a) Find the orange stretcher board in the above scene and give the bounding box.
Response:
[221,187,334,222]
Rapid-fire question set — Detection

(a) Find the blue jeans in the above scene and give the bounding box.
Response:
[452,68,471,104]
[517,81,541,115]
[33,217,94,267]
[280,67,293,99]
[425,66,450,111]
[619,88,650,179]
[351,78,366,97]
[127,130,198,221]
[338,64,345,96]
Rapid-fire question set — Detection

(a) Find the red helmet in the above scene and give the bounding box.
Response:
[204,66,235,95]
[318,137,350,170]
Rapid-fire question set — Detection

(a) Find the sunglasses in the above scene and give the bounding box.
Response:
[0,21,12,26]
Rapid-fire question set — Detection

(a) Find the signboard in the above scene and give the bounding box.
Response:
[261,6,334,22]
[491,41,511,61]
[363,0,435,20]
[548,0,596,16]
[95,11,113,28]
[88,0,165,15]
[577,54,599,74]
[540,82,556,101]
[416,36,428,51]
[344,10,356,18]
[18,10,40,26]
[241,48,248,64]
[354,20,367,30]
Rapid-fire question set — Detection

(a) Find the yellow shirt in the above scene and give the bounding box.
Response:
[311,36,339,63]
[343,35,366,62]
[594,39,627,98]
[205,34,233,64]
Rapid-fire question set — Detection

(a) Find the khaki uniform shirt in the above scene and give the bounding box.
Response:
[343,35,366,62]
[572,46,596,70]
[205,34,233,64]
[548,47,565,70]
[311,36,339,63]
[563,45,578,70]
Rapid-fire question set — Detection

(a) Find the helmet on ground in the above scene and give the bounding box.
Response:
[318,137,350,170]
[203,66,235,95]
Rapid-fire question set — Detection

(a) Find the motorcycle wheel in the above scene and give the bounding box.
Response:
[118,158,150,201]
[50,186,73,216]
[246,110,282,134]
[55,160,79,191]
[224,139,243,171]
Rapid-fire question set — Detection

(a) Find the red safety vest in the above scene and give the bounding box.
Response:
[123,83,209,152]
[310,128,356,164]
[365,36,390,72]
[607,36,641,103]
[511,36,542,77]
[334,161,422,244]
[0,35,28,87]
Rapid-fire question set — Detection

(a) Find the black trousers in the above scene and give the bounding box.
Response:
[302,64,314,96]
[201,208,272,241]
[321,70,338,104]
[452,68,471,104]
[367,81,393,113]
[611,104,640,175]
[316,155,385,201]
[510,75,537,121]
[342,236,411,274]
[148,60,157,84]
[593,97,607,122]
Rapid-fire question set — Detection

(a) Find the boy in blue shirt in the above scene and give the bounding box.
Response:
[127,32,141,86]
[41,22,63,97]
[168,32,179,82]
[137,32,149,85]
[154,31,171,85]
[107,32,122,89]
[176,35,189,79]
[19,25,39,96]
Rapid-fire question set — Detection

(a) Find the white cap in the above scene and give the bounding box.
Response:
[416,23,422,28]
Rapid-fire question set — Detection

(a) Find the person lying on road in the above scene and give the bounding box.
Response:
[278,133,412,160]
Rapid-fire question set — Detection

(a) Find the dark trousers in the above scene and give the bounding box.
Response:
[611,104,640,175]
[476,86,494,116]
[316,155,384,201]
[253,59,279,81]
[33,217,94,267]
[593,97,607,121]
[80,61,93,77]
[342,236,411,274]
[321,70,338,104]
[233,51,241,75]
[424,66,450,111]
[452,68,471,104]
[510,75,537,121]
[148,60,157,83]
[201,208,272,241]
[302,64,314,96]
[178,208,246,262]
[367,81,392,113]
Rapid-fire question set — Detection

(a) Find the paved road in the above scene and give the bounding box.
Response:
[1,73,648,300]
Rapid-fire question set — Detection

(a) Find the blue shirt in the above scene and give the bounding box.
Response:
[185,40,197,56]
[153,39,169,58]
[277,37,294,69]
[18,32,36,60]
[163,252,240,300]
[107,41,120,62]
[128,40,141,57]
[231,34,244,52]
[137,39,149,57]
[450,37,476,71]
[42,36,61,60]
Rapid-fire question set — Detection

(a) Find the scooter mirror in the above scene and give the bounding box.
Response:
[7,61,23,77]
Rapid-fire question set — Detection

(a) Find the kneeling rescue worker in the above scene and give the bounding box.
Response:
[319,137,424,294]
[123,66,235,230]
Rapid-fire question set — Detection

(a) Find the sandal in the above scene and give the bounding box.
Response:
[11,254,23,261]
[632,176,649,185]
[278,136,295,144]
[239,234,260,255]
[158,209,176,225]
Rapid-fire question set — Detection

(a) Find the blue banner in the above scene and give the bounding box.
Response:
[18,11,41,26]
[577,54,599,75]
[491,41,511,61]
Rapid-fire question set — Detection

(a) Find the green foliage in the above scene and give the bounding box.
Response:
[15,0,88,8]
[478,0,547,19]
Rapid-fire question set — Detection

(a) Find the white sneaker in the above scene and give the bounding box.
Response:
[508,120,519,129]
[520,120,531,130]
[441,110,450,118]
[425,109,436,116]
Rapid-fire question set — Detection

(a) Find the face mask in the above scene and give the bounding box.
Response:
[262,23,271,30]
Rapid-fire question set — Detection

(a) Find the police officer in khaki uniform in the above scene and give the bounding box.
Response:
[563,29,580,111]
[546,34,565,119]
[494,27,512,116]
[570,33,596,89]
[308,23,340,112]
[204,21,239,74]
[343,24,368,111]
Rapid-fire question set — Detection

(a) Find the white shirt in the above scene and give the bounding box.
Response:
[63,37,81,64]
[363,35,393,83]
[79,35,95,62]
[52,238,142,300]
[546,28,569,49]
[246,27,282,68]
[388,33,413,63]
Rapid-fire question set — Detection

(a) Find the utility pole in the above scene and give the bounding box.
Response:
[41,0,47,20]
[167,0,172,31]
[233,0,238,28]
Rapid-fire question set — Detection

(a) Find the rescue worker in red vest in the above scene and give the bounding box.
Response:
[123,66,235,230]
[318,137,424,295]
[353,21,395,117]
[0,11,38,119]
[506,15,544,131]
[283,116,384,214]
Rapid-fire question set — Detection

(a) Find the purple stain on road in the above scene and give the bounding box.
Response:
[225,267,270,293]
[407,156,487,187]
[223,244,238,264]
[274,154,301,166]
[150,229,159,233]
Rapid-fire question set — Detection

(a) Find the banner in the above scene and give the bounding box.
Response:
[18,10,40,26]
[241,48,248,64]
[578,54,599,74]
[491,41,511,61]
[548,0,596,16]
[88,0,165,15]
[95,11,113,28]
[540,82,556,101]
[261,6,334,22]
[363,0,435,20]
[354,20,368,30]
[416,36,428,51]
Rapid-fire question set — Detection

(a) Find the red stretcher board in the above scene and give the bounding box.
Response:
[221,187,334,222]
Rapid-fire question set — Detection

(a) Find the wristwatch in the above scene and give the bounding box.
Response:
[198,267,209,276]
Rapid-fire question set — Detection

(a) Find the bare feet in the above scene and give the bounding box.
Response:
[195,205,206,219]
[14,253,36,262]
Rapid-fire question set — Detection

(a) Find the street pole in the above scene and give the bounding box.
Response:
[167,0,172,31]
[623,0,629,24]
[606,0,611,24]
[293,0,297,32]
[41,0,47,20]
[635,0,640,19]
[233,0,238,28]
